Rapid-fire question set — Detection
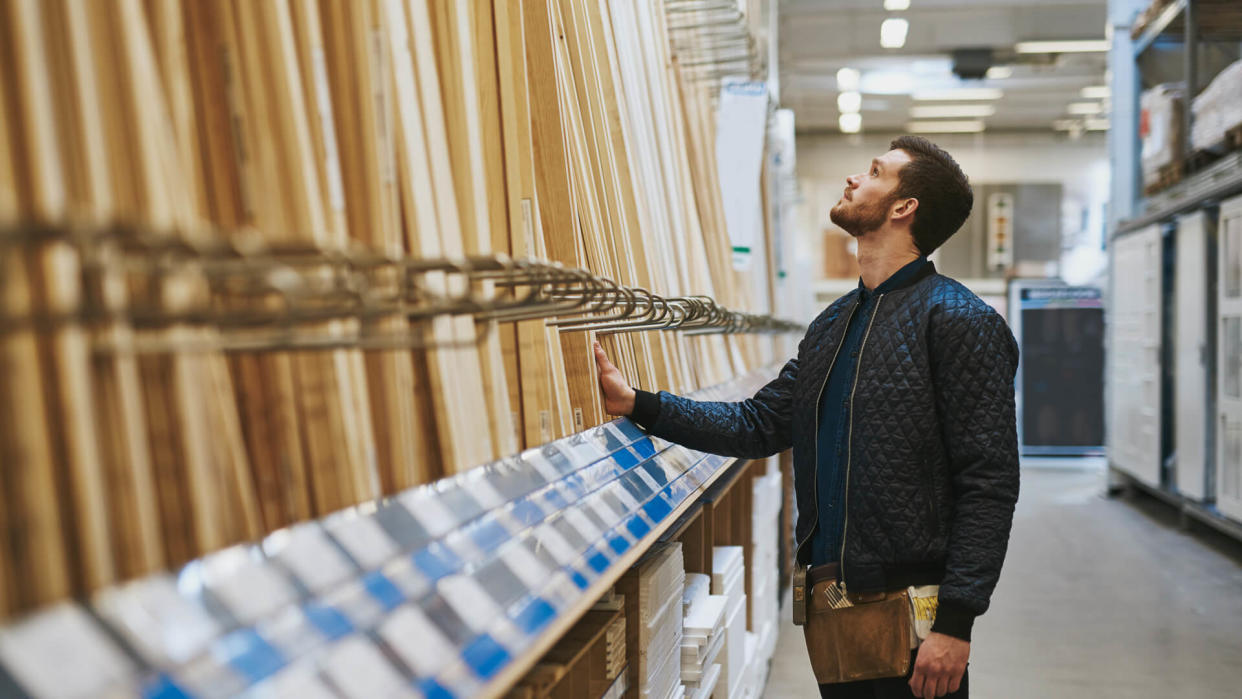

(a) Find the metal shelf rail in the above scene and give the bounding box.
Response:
[0,367,780,699]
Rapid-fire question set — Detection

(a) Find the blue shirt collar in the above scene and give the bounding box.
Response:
[858,256,930,298]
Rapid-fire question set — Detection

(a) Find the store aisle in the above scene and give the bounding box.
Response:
[764,466,1242,698]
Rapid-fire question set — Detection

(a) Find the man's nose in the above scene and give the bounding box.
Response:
[845,174,860,188]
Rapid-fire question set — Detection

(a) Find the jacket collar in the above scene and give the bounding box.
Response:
[858,257,936,297]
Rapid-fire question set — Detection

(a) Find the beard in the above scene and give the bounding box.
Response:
[830,193,895,237]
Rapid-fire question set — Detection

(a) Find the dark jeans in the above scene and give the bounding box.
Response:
[818,652,968,698]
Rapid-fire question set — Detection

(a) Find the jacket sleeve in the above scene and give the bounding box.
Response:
[628,355,798,459]
[928,306,1020,642]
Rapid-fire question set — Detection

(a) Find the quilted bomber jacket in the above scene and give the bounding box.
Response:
[631,262,1020,640]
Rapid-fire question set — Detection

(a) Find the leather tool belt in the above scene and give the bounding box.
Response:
[796,563,914,684]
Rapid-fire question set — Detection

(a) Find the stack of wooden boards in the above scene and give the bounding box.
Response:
[617,542,686,699]
[710,546,747,699]
[0,0,776,622]
[679,573,726,699]
[748,467,782,673]
[506,601,628,699]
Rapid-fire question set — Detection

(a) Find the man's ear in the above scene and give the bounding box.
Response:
[891,197,919,223]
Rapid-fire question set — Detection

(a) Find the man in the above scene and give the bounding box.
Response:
[593,136,1019,699]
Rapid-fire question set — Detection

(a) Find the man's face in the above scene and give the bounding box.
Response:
[829,149,912,236]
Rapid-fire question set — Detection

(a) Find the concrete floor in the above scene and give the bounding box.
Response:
[764,466,1242,698]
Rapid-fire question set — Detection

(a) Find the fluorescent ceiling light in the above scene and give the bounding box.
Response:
[861,70,915,95]
[1085,118,1110,131]
[1052,119,1079,131]
[839,113,862,133]
[1015,40,1109,54]
[884,0,911,10]
[912,87,1002,101]
[836,67,861,91]
[909,104,997,118]
[837,91,862,113]
[1081,85,1111,99]
[880,18,908,49]
[1067,101,1104,115]
[985,66,1013,80]
[906,120,985,133]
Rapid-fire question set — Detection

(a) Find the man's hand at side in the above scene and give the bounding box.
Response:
[593,341,636,416]
[909,632,969,698]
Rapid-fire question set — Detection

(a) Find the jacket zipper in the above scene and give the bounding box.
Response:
[839,294,885,586]
[794,301,859,566]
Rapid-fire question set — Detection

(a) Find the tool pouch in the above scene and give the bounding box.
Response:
[802,579,912,684]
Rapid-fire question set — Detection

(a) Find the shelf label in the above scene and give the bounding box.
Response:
[326,513,399,571]
[377,606,455,678]
[0,604,136,699]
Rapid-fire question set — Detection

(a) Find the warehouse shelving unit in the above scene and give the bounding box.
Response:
[0,368,779,699]
[1108,0,1242,541]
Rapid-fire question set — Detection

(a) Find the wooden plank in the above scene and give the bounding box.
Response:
[0,254,72,609]
[320,0,426,494]
[492,0,573,443]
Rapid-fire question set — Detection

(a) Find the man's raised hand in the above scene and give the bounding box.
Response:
[592,341,636,416]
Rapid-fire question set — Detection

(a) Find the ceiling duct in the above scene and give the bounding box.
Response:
[952,48,995,80]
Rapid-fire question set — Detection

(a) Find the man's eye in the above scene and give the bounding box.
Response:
[871,168,878,176]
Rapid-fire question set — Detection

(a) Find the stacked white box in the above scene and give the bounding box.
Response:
[623,543,686,699]
[749,468,782,666]
[681,572,728,699]
[711,546,746,699]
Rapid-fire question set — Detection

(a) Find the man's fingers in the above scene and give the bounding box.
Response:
[908,670,925,699]
[934,674,950,697]
[948,672,963,694]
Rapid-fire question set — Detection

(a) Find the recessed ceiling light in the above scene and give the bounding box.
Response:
[906,120,985,133]
[985,66,1013,80]
[912,87,1002,101]
[836,67,861,91]
[1067,102,1104,115]
[839,113,862,133]
[1015,40,1110,54]
[837,91,862,113]
[880,18,908,49]
[1081,85,1111,99]
[909,104,997,118]
[884,0,911,10]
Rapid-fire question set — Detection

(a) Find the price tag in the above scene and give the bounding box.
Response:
[562,434,605,464]
[0,603,135,699]
[461,474,506,510]
[249,662,338,699]
[319,580,385,632]
[93,575,220,666]
[610,482,641,512]
[438,575,502,634]
[519,449,562,482]
[499,541,551,591]
[376,606,455,678]
[398,490,459,538]
[325,513,399,571]
[259,606,322,662]
[267,524,356,594]
[633,467,662,493]
[203,548,298,625]
[381,556,432,601]
[531,524,579,566]
[319,636,410,698]
[585,496,622,528]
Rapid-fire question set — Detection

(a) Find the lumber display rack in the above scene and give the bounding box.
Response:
[0,367,778,699]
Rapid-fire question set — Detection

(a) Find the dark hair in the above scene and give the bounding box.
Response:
[889,136,973,255]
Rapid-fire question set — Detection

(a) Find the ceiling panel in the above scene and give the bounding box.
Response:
[779,0,1110,133]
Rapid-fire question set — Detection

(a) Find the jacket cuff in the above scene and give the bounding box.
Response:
[630,389,661,427]
[931,599,977,642]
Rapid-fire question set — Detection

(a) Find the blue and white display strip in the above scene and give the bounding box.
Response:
[0,369,774,699]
